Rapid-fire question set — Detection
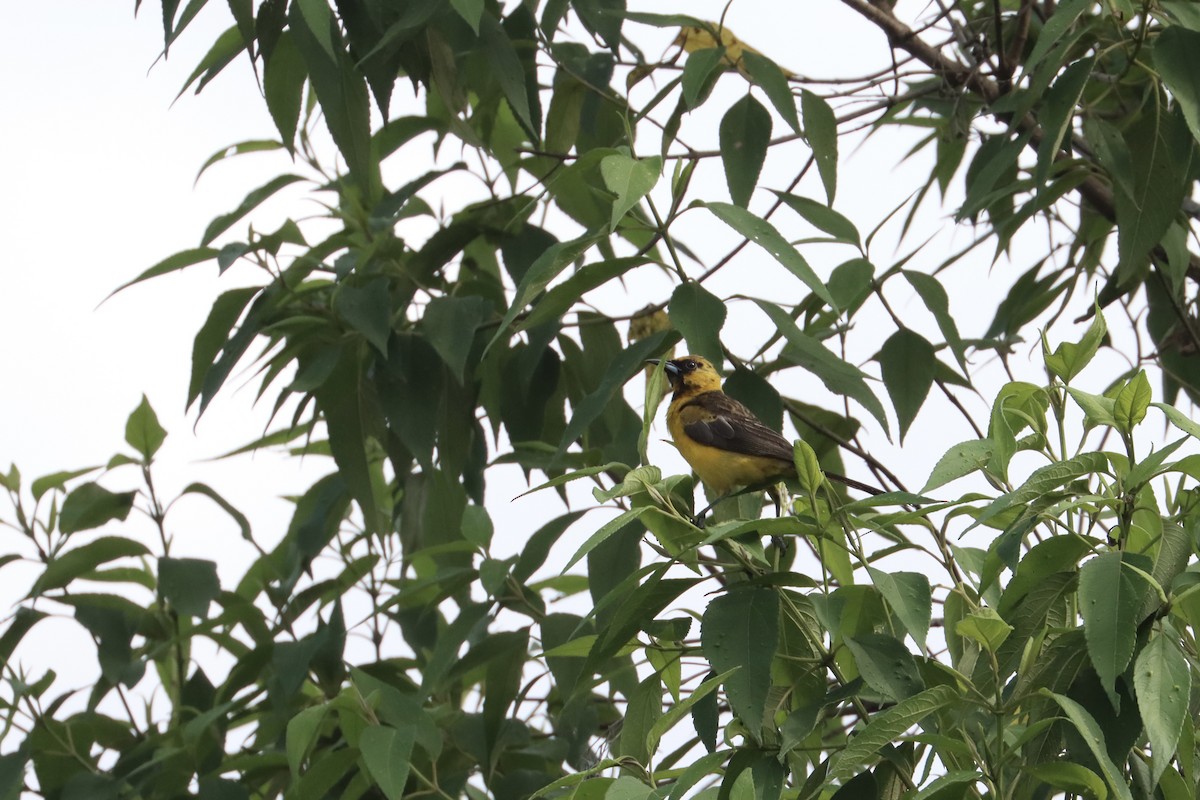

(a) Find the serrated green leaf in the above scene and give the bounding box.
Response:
[827,685,957,780]
[701,587,778,737]
[201,174,304,246]
[1114,370,1151,432]
[1041,690,1135,800]
[844,634,924,701]
[1155,27,1200,146]
[263,31,306,150]
[922,439,991,493]
[1135,631,1191,786]
[867,568,931,649]
[1079,552,1150,707]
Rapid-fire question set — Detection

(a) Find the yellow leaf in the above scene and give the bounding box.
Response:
[674,23,794,77]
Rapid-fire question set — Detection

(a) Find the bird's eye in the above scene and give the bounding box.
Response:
[684,360,697,370]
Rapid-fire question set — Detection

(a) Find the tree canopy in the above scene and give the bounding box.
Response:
[4,0,1200,798]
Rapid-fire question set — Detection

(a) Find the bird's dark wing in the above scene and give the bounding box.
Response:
[678,392,794,462]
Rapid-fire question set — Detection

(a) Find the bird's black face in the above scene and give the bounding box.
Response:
[646,355,716,393]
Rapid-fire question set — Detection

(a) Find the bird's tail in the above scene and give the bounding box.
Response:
[825,470,884,496]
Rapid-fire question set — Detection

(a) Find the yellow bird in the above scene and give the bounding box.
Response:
[651,355,880,509]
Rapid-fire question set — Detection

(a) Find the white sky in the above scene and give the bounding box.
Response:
[0,0,1163,749]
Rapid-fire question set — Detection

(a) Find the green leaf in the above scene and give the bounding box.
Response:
[30,467,100,502]
[704,202,838,310]
[585,573,698,675]
[177,25,246,98]
[1034,57,1093,189]
[109,247,219,296]
[32,536,150,596]
[701,586,778,736]
[125,395,167,461]
[954,608,1013,652]
[486,233,595,356]
[669,283,726,367]
[719,94,772,207]
[563,507,650,573]
[827,685,957,780]
[646,669,733,757]
[180,482,253,542]
[866,568,931,649]
[479,13,535,138]
[450,0,484,32]
[741,51,799,133]
[201,174,304,246]
[774,192,860,246]
[289,1,376,196]
[1134,631,1191,784]
[801,89,838,202]
[878,329,935,443]
[314,350,382,535]
[1079,552,1150,706]
[844,634,924,701]
[971,452,1109,530]
[1113,370,1152,433]
[422,295,491,383]
[1154,401,1200,441]
[159,557,220,618]
[792,440,824,496]
[903,271,967,373]
[1066,387,1117,428]
[286,705,328,776]
[1041,690,1135,800]
[188,286,259,409]
[922,438,991,493]
[1154,27,1200,146]
[601,152,662,230]
[1114,105,1194,282]
[555,330,678,458]
[59,483,136,535]
[754,300,889,433]
[333,276,392,357]
[263,31,306,151]
[1043,305,1107,384]
[520,257,649,331]
[681,48,723,109]
[1024,763,1108,800]
[359,724,416,800]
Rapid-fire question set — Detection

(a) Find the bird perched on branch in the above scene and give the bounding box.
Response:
[650,355,881,513]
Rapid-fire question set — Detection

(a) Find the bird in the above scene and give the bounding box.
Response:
[649,354,882,514]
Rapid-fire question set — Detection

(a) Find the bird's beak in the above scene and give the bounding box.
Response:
[647,358,681,382]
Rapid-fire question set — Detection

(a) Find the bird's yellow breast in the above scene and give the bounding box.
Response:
[667,407,790,495]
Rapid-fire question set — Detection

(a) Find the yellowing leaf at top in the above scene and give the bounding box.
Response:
[674,23,794,77]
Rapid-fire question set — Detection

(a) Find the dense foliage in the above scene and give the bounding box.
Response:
[6,0,1200,798]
